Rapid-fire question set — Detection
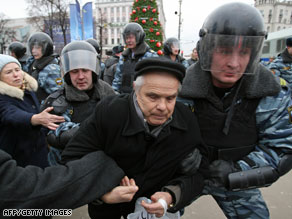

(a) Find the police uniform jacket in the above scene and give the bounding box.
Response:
[179,61,292,172]
[0,73,48,168]
[61,93,207,215]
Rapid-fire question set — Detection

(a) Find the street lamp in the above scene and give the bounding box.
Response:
[174,0,182,41]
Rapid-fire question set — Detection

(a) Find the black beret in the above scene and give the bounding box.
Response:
[286,37,292,47]
[134,57,186,83]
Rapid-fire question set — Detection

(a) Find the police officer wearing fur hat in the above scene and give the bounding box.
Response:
[61,57,208,219]
[41,41,115,165]
[269,37,292,88]
[179,2,292,218]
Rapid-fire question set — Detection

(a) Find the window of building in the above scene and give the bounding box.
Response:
[117,17,120,22]
[279,9,283,23]
[111,16,114,22]
[122,6,125,12]
[112,38,115,44]
[105,39,108,45]
[117,38,120,44]
[111,7,114,13]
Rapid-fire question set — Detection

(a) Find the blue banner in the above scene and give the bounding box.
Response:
[69,0,82,41]
[82,2,93,40]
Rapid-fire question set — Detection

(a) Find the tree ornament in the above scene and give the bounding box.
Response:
[153,21,158,25]
[136,0,139,2]
[152,8,157,13]
[142,8,147,13]
[134,17,139,22]
[157,50,163,55]
[132,10,136,14]
[156,31,160,36]
[156,42,161,47]
[150,17,153,21]
[149,28,154,32]
[147,5,151,10]
[150,39,155,43]
[142,19,146,24]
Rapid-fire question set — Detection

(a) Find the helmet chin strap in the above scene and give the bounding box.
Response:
[222,77,244,135]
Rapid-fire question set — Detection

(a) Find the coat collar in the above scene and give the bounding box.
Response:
[0,72,38,100]
[122,93,188,137]
[122,42,150,58]
[180,62,281,99]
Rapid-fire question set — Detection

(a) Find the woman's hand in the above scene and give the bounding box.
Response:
[31,107,65,130]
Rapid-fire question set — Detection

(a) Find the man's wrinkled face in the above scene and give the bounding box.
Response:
[69,69,93,91]
[210,46,251,88]
[125,34,137,49]
[135,72,179,126]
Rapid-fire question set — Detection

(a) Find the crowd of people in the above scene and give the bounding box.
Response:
[1,2,292,219]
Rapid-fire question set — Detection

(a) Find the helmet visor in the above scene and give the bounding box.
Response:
[200,34,265,74]
[61,49,99,75]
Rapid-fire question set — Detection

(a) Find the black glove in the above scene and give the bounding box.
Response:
[206,159,240,188]
[178,148,202,175]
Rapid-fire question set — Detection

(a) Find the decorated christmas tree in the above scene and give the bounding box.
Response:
[130,0,164,55]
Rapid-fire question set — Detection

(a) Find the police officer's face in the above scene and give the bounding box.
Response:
[210,46,251,88]
[0,63,23,88]
[135,72,179,126]
[69,69,93,91]
[171,45,179,56]
[32,45,43,60]
[125,34,137,49]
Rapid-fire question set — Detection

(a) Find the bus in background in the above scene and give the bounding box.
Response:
[261,28,292,66]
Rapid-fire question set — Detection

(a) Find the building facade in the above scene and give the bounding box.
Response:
[255,0,292,32]
[94,0,166,57]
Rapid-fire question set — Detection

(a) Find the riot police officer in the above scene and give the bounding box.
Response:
[163,37,189,69]
[85,38,106,80]
[25,32,63,103]
[41,40,115,165]
[179,2,292,218]
[8,41,29,70]
[111,22,157,93]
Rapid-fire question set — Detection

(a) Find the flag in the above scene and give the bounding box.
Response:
[82,2,93,40]
[69,0,82,41]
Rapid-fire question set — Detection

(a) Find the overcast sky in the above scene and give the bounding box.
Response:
[0,0,254,54]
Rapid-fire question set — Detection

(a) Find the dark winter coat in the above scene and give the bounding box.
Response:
[0,149,124,211]
[61,93,207,216]
[0,73,48,168]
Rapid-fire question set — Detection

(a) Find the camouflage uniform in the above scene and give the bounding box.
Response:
[179,63,292,219]
[26,55,63,103]
[111,42,158,93]
[268,49,292,88]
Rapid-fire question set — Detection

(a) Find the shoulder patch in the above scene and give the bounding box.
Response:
[55,78,63,85]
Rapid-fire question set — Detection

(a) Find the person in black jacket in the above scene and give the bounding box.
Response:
[61,57,208,218]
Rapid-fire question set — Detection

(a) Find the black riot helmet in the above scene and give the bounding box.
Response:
[28,32,54,58]
[198,2,267,74]
[163,37,180,55]
[8,42,27,59]
[86,38,101,54]
[122,22,145,45]
[61,41,100,84]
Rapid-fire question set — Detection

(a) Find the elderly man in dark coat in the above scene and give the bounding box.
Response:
[61,57,208,219]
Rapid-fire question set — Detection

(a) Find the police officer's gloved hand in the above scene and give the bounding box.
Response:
[178,148,202,176]
[205,159,240,188]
